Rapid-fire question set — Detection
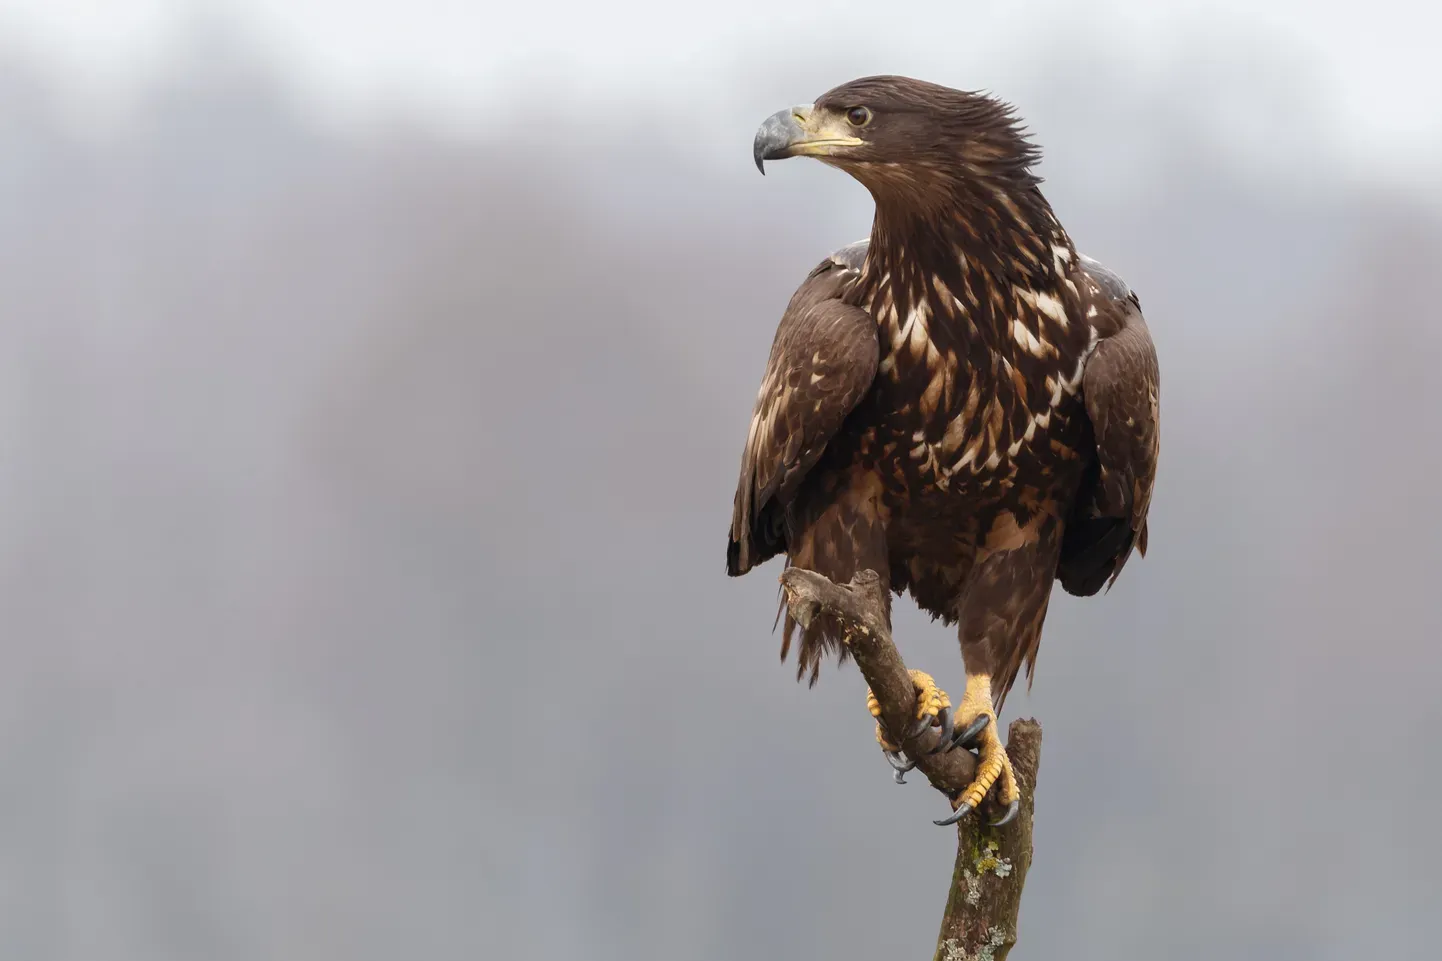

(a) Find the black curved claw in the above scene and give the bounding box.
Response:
[910,712,933,739]
[949,713,991,751]
[989,798,1020,827]
[934,800,974,827]
[883,750,915,784]
[927,705,955,755]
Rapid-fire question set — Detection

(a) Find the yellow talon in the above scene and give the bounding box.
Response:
[866,688,883,719]
[908,669,950,720]
[959,741,1005,808]
[867,669,952,753]
[947,673,1020,816]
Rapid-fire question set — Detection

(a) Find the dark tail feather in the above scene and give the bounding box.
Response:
[726,537,743,576]
[777,557,885,688]
[1057,516,1135,597]
[726,507,787,577]
[780,600,855,687]
[775,559,851,687]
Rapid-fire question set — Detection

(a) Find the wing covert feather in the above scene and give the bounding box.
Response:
[727,255,878,575]
[1059,258,1161,595]
[1083,321,1160,539]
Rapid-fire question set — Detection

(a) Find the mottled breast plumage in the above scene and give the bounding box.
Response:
[843,231,1098,497]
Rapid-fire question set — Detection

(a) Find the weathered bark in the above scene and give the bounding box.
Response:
[778,568,1042,961]
[932,719,1040,961]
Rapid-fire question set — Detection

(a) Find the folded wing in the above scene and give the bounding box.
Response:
[727,246,879,575]
[1058,256,1161,595]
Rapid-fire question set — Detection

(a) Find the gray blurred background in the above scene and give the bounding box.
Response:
[1,2,1440,959]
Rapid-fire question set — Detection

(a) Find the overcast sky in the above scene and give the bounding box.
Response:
[3,0,1441,182]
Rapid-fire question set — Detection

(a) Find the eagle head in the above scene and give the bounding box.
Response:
[753,75,1042,202]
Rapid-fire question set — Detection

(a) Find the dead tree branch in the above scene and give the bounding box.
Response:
[779,568,1042,961]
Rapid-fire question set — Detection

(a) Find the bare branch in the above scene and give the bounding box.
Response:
[778,567,1042,960]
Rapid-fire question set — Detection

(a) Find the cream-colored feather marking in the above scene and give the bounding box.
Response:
[1011,318,1048,358]
[1014,286,1069,329]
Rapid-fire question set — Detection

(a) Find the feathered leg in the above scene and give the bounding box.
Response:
[934,513,1061,827]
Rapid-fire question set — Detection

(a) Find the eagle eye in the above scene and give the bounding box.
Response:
[845,106,872,128]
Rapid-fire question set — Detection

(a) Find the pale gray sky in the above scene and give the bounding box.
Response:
[3,0,1440,185]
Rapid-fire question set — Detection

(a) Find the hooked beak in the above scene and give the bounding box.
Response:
[752,104,866,174]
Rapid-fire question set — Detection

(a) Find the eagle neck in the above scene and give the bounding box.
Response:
[855,181,1071,320]
[848,180,1082,387]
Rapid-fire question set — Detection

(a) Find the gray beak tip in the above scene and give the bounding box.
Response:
[753,105,807,177]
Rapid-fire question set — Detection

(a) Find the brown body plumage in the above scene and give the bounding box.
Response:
[729,77,1160,714]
